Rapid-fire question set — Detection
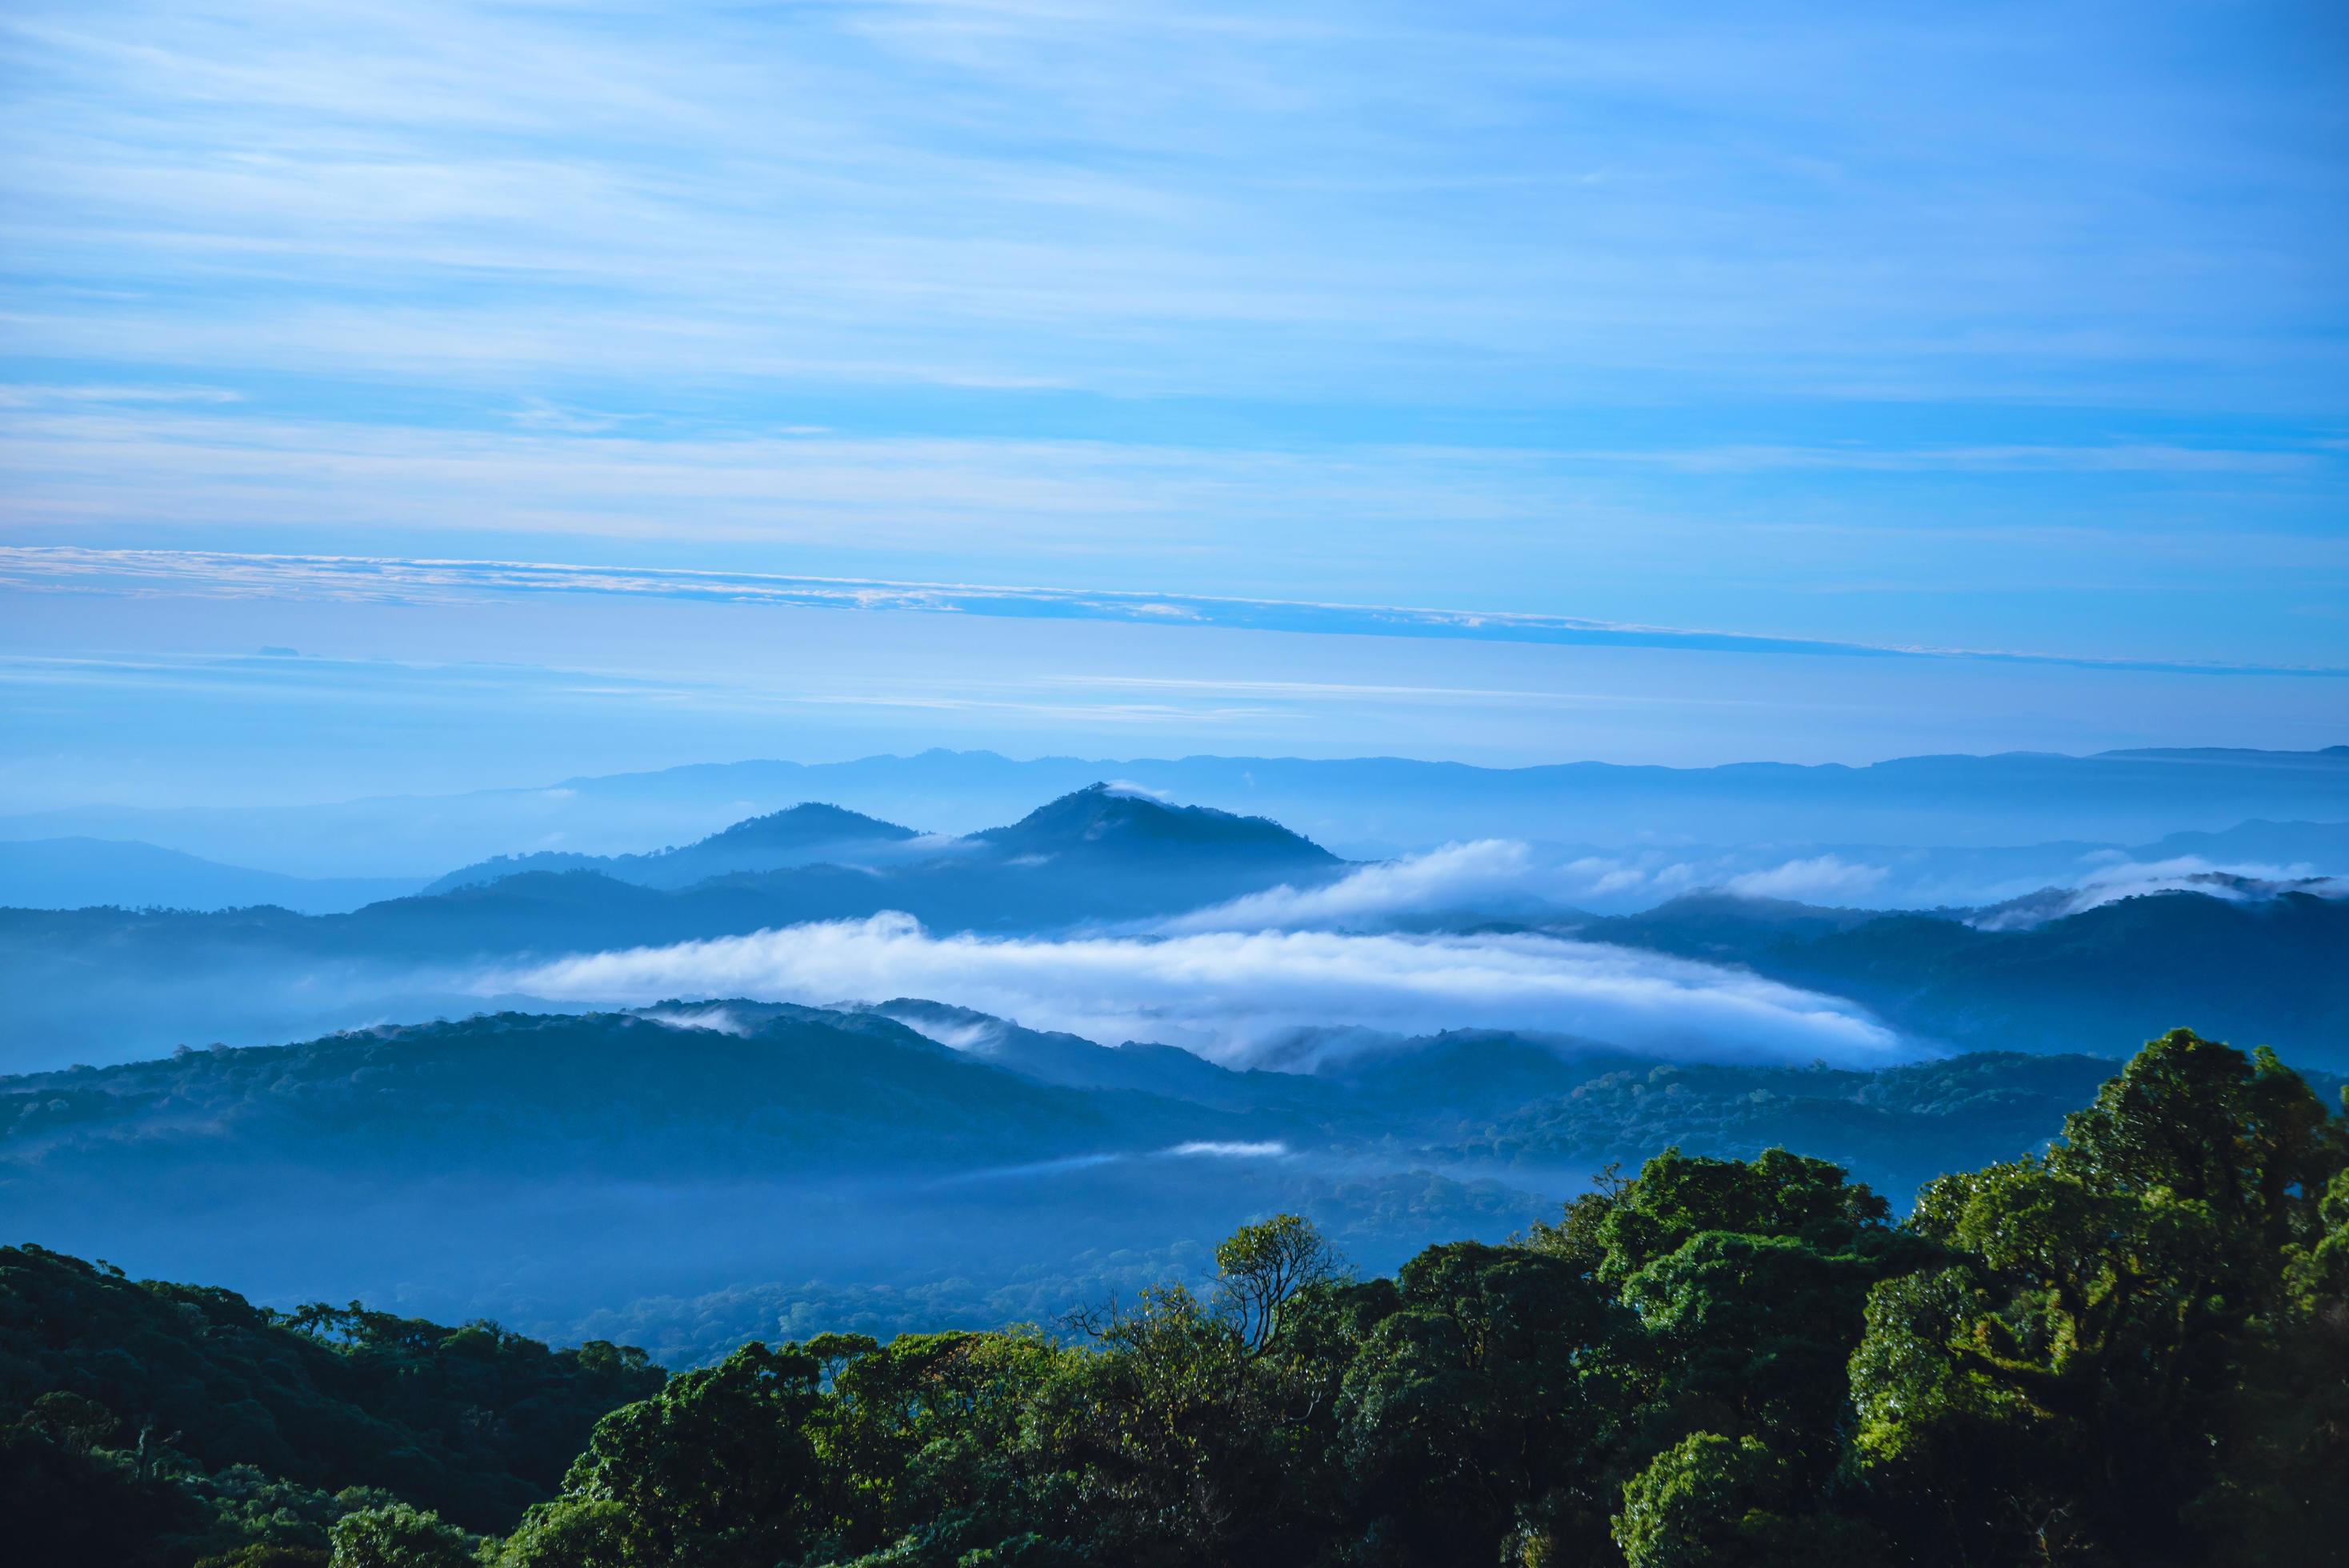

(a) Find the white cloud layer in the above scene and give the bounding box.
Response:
[1159,839,1553,931]
[1162,838,2349,936]
[1723,854,1891,902]
[490,912,1903,1068]
[1968,857,2347,930]
[1162,841,1912,932]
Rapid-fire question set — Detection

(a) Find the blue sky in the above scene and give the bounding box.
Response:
[1,0,2343,802]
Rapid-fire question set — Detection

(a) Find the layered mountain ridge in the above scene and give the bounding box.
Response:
[1,780,2343,1073]
[14,999,2295,1365]
[423,802,924,894]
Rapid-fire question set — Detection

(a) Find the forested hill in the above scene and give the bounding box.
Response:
[973,785,1334,863]
[4,778,2341,1077]
[14,1005,2335,1370]
[0,1005,1260,1178]
[1568,886,2349,1068]
[1,1002,2187,1198]
[1,1242,663,1560]
[10,1030,2346,1566]
[0,786,1357,1066]
[25,784,1344,954]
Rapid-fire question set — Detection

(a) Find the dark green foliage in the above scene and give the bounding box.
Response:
[471,1032,2349,1566]
[1847,1029,2349,1565]
[1212,1213,1341,1354]
[501,1342,826,1568]
[1611,1430,1882,1568]
[0,1243,662,1558]
[1594,1146,1891,1279]
[2,1413,210,1566]
[1328,1242,1622,1559]
[1428,1050,2159,1201]
[14,1027,2345,1566]
[326,1503,481,1568]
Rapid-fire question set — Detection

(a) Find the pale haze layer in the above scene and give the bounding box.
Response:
[0,578,2340,812]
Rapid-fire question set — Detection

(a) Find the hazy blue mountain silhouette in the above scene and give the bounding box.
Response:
[6,744,2340,876]
[424,802,922,894]
[1571,888,2349,1066]
[0,786,1351,1066]
[973,784,1334,865]
[864,998,1324,1112]
[2,784,2341,1074]
[0,836,424,914]
[10,1001,2317,1363]
[10,811,2339,919]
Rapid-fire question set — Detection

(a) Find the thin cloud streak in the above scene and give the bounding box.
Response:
[3,1,2343,706]
[6,547,2341,678]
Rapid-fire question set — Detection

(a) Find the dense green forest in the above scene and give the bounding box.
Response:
[10,1028,2345,1566]
[0,1250,663,1562]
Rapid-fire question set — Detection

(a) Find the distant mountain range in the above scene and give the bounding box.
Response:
[1561,887,2349,1065]
[9,999,2277,1363]
[3,744,2340,878]
[423,802,922,894]
[1,781,2342,1074]
[1518,818,2349,915]
[9,810,2342,921]
[391,784,1335,945]
[0,786,1344,1066]
[0,836,425,914]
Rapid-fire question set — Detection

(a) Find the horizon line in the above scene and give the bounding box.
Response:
[2,739,2343,829]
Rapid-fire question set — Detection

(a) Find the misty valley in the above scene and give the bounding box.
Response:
[8,755,2347,1070]
[11,3,2347,1559]
[5,746,2347,1566]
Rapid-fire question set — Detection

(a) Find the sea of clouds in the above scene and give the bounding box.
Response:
[484,838,2343,1072]
[1165,838,2344,930]
[1156,839,1895,930]
[1965,855,2344,930]
[495,911,1903,1069]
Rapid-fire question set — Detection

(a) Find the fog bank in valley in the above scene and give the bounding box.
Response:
[496,913,1906,1068]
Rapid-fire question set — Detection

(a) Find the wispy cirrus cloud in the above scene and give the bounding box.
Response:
[6,0,2340,405]
[3,0,2345,726]
[0,385,246,407]
[6,546,2343,678]
[7,402,2339,678]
